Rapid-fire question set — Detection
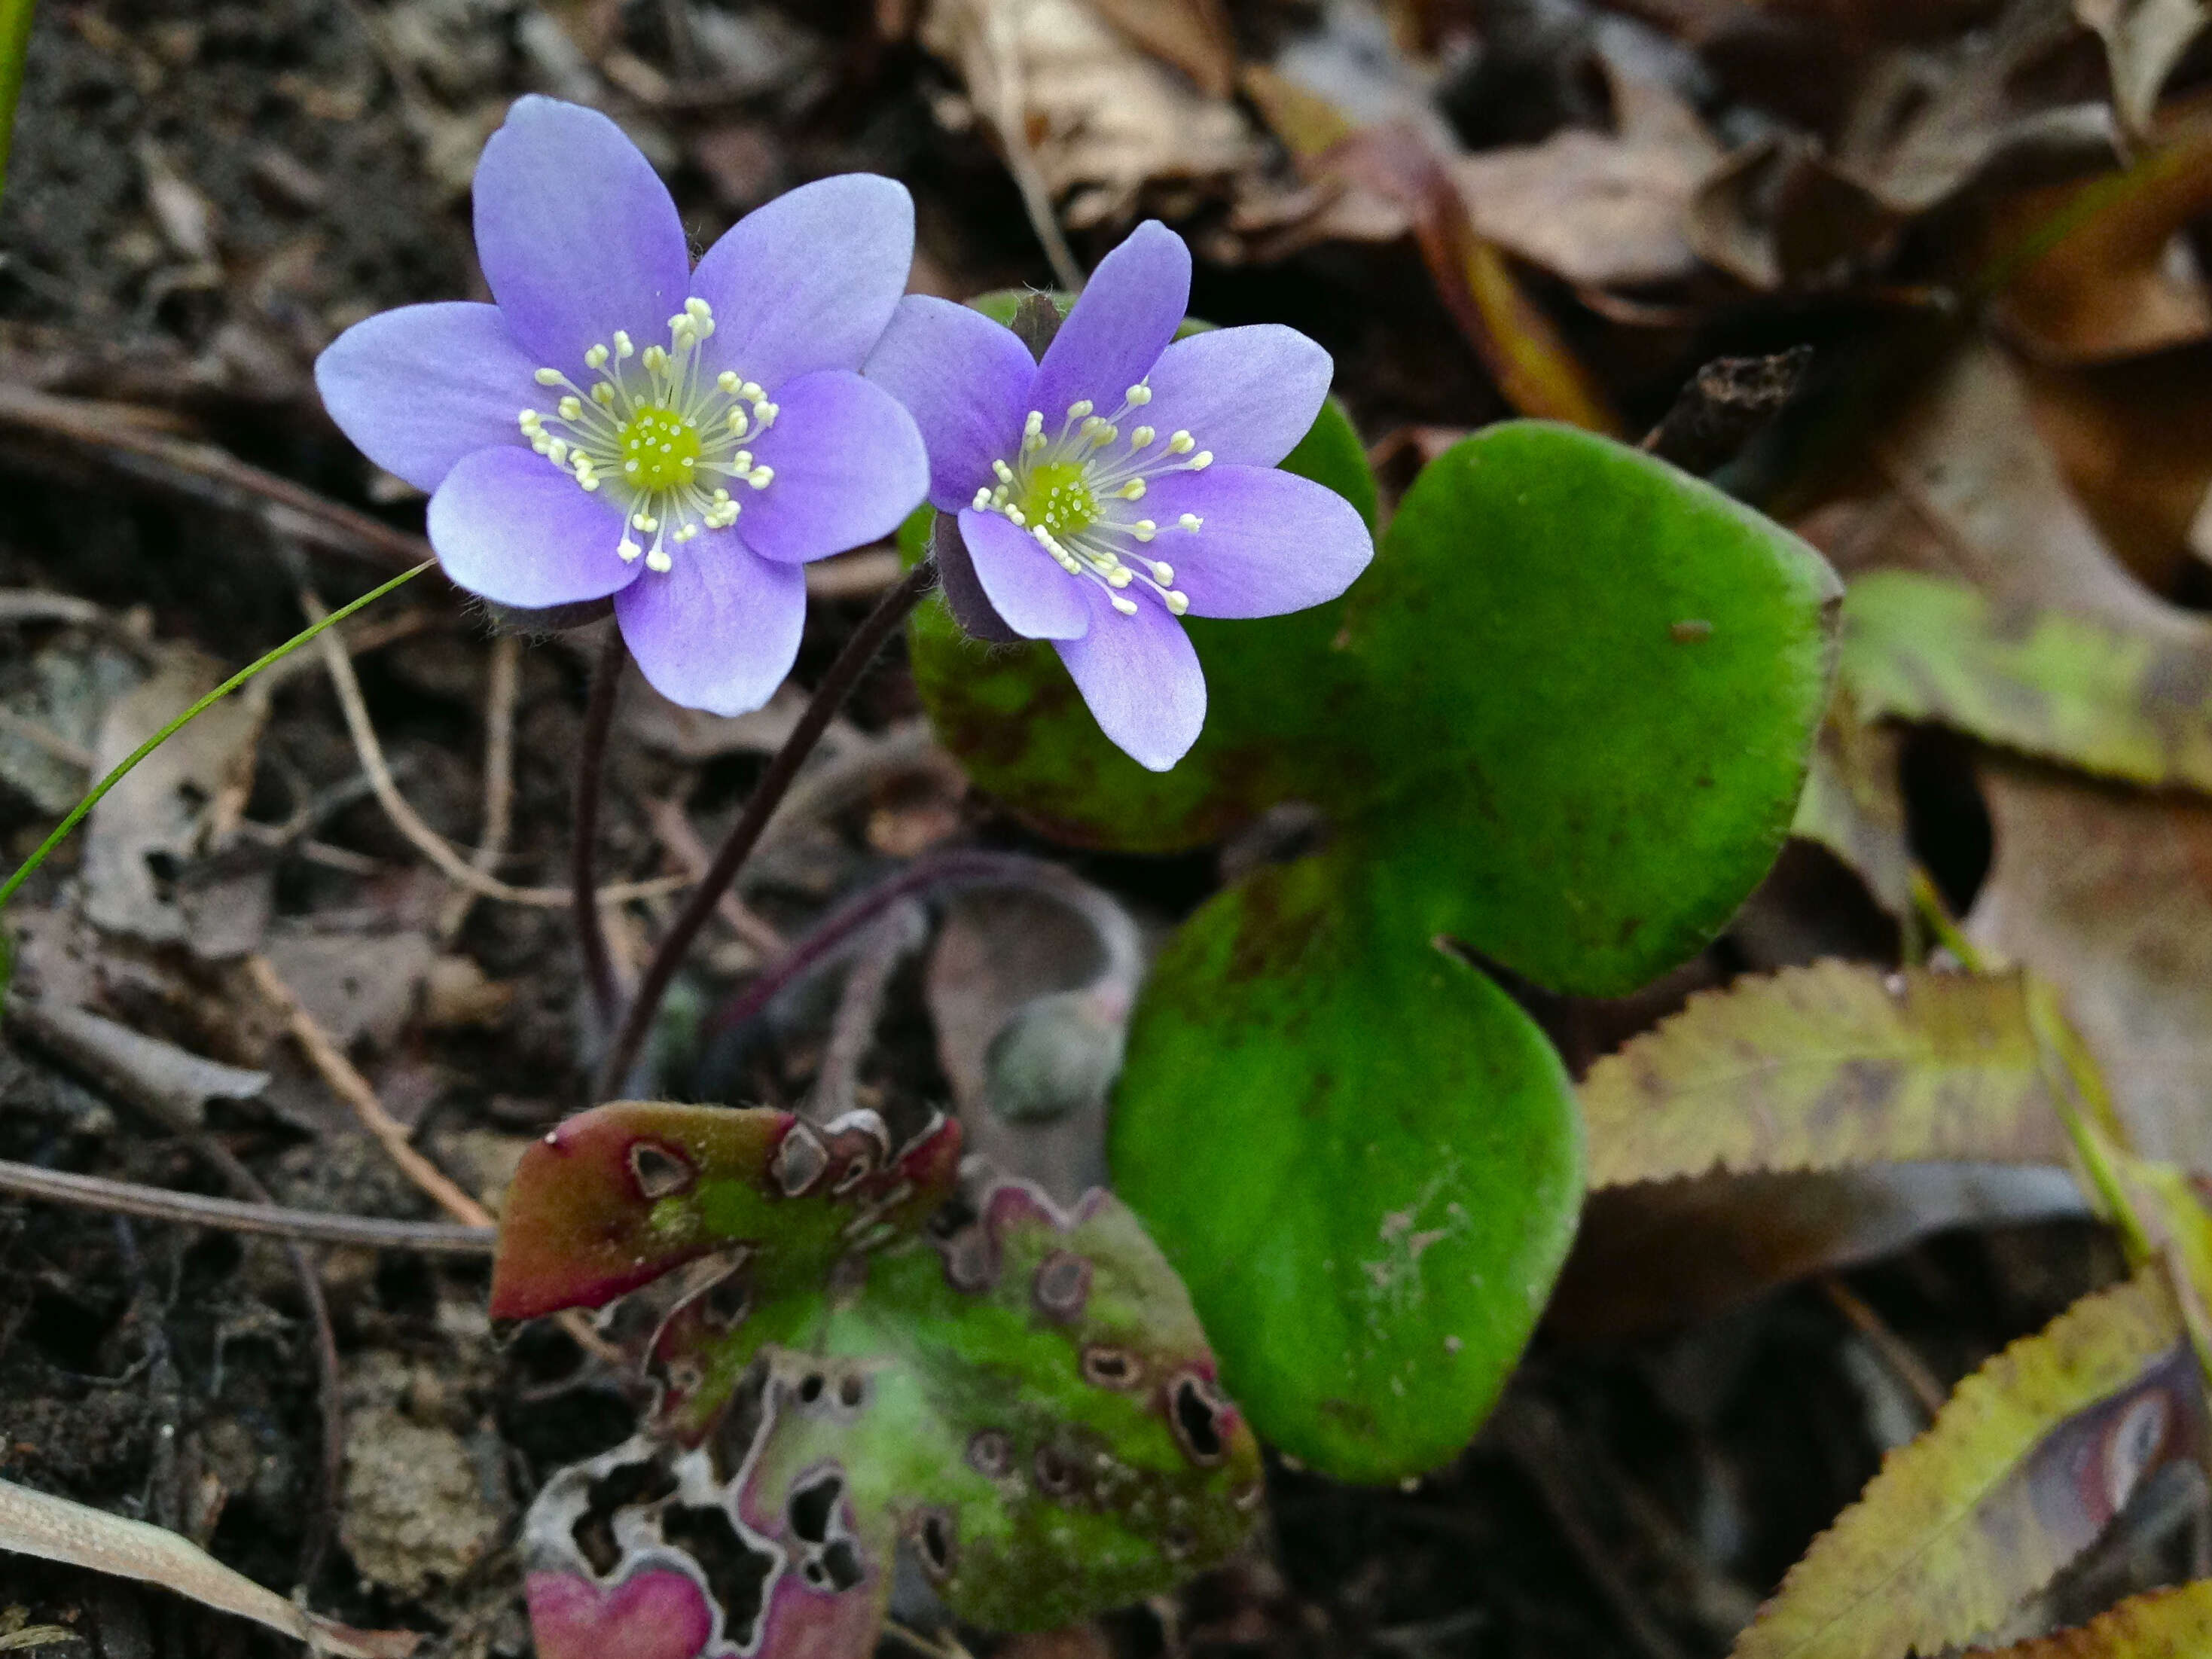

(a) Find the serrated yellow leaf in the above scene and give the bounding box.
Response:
[1732,1272,2195,1659]
[1582,961,2073,1189]
[1965,1581,2212,1657]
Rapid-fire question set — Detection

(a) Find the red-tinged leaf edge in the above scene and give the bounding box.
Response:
[490,1102,963,1320]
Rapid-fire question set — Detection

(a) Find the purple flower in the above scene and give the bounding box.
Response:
[863,221,1372,770]
[316,96,929,715]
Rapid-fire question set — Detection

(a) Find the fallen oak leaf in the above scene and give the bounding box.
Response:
[0,1478,418,1657]
[1731,1270,2200,1659]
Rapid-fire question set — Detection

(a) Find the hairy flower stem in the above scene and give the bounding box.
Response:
[595,558,938,1098]
[572,627,627,1024]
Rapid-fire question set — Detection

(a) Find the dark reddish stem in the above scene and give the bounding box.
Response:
[574,625,627,1025]
[594,559,938,1098]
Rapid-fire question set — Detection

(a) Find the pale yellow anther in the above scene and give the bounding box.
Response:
[1005,505,1027,526]
[686,297,713,322]
[642,344,668,373]
[559,396,583,420]
[1167,431,1194,454]
[973,487,993,510]
[1191,452,1213,469]
[534,367,563,386]
[1130,425,1155,450]
[1165,590,1189,615]
[633,513,657,531]
[1118,480,1146,500]
[1151,560,1174,583]
[673,524,700,544]
[1024,410,1045,436]
[593,384,616,405]
[1132,520,1157,542]
[1179,512,1202,531]
[749,467,773,489]
[718,371,741,392]
[645,548,673,573]
[1126,384,1152,406]
[740,381,764,401]
[993,459,1016,483]
[1111,594,1139,615]
[613,331,634,358]
[1068,400,1094,419]
[546,438,569,465]
[618,539,642,563]
[518,409,539,427]
[1108,567,1133,588]
[586,343,610,370]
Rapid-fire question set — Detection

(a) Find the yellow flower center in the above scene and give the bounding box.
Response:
[620,406,702,493]
[1016,461,1097,539]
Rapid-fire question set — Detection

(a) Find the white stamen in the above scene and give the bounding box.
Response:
[1179,513,1202,531]
[1126,384,1152,405]
[1167,431,1194,455]
[645,548,673,572]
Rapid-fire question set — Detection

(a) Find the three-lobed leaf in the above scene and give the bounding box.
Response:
[911,305,1841,1484]
[1110,844,1584,1481]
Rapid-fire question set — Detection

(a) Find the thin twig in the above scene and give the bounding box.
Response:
[643,796,786,956]
[596,560,938,1098]
[0,708,96,771]
[709,848,1118,1041]
[3,997,346,1587]
[438,632,521,941]
[299,586,685,908]
[807,899,930,1123]
[244,953,493,1229]
[0,382,436,576]
[1819,1273,1948,1420]
[573,627,627,1023]
[0,1157,494,1254]
[243,953,624,1366]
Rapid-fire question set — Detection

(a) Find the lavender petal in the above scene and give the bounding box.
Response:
[1137,466,1374,618]
[957,508,1091,641]
[692,174,914,392]
[863,296,1036,511]
[1030,221,1189,424]
[427,447,643,608]
[1133,325,1335,469]
[737,371,929,564]
[473,96,690,372]
[1052,583,1206,771]
[613,536,807,715]
[315,302,538,493]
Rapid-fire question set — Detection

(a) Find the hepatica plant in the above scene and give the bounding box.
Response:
[316,96,926,715]
[909,369,1843,1477]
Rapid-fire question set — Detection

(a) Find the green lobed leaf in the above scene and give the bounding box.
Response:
[1109,843,1585,1481]
[1344,422,1842,994]
[1731,1270,2199,1659]
[1839,570,2212,794]
[1580,961,2073,1188]
[502,1103,1260,1659]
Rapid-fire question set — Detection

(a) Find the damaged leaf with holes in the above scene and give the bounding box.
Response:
[493,1101,1262,1659]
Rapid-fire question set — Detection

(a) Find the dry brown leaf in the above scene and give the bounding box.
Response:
[1995,102,2212,364]
[1551,1165,2089,1335]
[1843,338,2193,633]
[1967,761,2212,1169]
[1085,0,1236,97]
[920,0,1259,228]
[83,651,271,959]
[2075,0,2210,134]
[1451,69,1725,288]
[2021,349,2212,596]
